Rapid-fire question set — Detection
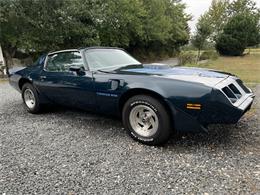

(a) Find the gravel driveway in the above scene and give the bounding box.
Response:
[0,82,259,194]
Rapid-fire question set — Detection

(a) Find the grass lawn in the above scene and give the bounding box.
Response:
[185,49,260,84]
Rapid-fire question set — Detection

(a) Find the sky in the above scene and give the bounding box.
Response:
[182,0,260,33]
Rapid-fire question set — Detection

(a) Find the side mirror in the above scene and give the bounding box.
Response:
[69,66,85,75]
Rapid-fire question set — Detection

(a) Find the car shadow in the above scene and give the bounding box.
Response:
[47,106,245,148]
[166,125,235,148]
[12,102,253,151]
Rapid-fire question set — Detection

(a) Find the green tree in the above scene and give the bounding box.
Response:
[215,34,245,56]
[159,0,190,52]
[98,0,190,54]
[216,13,260,56]
[0,0,100,74]
[228,0,260,16]
[206,0,229,40]
[18,0,100,50]
[133,0,190,57]
[0,0,26,74]
[0,0,190,72]
[97,0,146,47]
[191,15,212,61]
[197,0,260,42]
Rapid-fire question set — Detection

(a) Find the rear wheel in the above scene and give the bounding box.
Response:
[22,83,41,114]
[122,95,171,145]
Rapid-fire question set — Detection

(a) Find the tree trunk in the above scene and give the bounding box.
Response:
[3,51,13,76]
[3,47,16,76]
[197,48,201,64]
[0,68,4,75]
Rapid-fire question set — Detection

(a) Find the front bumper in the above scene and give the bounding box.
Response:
[167,77,255,133]
[238,94,254,111]
[199,77,255,125]
[170,93,254,133]
[199,97,254,125]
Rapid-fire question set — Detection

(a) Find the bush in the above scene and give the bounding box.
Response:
[199,50,218,60]
[178,51,197,65]
[216,34,246,56]
[215,13,260,56]
[131,48,177,62]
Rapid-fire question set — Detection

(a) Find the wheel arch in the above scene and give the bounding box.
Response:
[119,88,174,126]
[18,78,32,90]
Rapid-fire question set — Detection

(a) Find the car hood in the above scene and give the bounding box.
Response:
[111,64,233,87]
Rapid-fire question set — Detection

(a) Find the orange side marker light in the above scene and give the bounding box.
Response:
[186,103,201,110]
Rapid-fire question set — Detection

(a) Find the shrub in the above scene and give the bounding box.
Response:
[215,13,260,56]
[178,51,197,65]
[199,50,218,60]
[216,34,246,56]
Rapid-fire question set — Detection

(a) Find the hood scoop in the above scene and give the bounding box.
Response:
[143,63,170,70]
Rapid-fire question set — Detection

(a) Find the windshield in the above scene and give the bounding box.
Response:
[32,54,46,66]
[85,49,141,70]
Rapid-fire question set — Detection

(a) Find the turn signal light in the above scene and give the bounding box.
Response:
[186,103,201,110]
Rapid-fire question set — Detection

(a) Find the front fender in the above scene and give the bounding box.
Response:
[9,74,22,92]
[120,78,213,133]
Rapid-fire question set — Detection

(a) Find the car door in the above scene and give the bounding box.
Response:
[37,50,96,110]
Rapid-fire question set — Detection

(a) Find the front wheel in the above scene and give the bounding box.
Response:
[122,95,172,145]
[22,83,41,114]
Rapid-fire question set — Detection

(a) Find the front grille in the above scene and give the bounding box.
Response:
[237,79,250,93]
[217,77,252,105]
[221,79,251,104]
[229,83,242,99]
[222,86,237,103]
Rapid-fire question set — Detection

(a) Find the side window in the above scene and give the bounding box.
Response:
[45,52,84,72]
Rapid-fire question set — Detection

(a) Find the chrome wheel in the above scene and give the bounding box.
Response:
[129,105,159,137]
[24,88,36,109]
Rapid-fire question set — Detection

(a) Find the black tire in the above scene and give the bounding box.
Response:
[122,95,172,145]
[22,83,41,114]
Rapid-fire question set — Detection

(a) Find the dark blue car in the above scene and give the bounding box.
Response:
[9,47,255,145]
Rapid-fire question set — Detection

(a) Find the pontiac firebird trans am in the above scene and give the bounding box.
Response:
[9,47,255,145]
